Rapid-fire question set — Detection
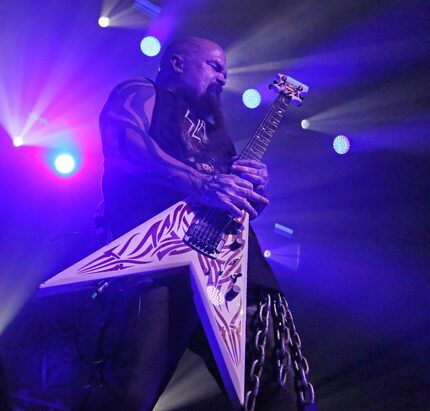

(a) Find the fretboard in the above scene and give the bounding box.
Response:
[239,92,290,161]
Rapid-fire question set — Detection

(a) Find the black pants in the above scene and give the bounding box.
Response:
[77,274,298,411]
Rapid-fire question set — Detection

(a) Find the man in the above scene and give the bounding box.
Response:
[85,37,313,411]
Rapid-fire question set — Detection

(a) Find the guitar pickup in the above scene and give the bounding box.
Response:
[216,240,225,253]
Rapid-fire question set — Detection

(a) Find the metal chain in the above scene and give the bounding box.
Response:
[275,292,315,406]
[272,291,292,387]
[244,293,271,411]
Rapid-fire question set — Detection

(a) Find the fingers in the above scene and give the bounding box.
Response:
[231,161,267,175]
[231,160,268,186]
[223,175,268,205]
[197,173,268,219]
[232,159,266,169]
[255,184,268,196]
[236,172,267,186]
[218,198,243,219]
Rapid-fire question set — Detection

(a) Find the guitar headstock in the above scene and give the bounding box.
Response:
[269,74,309,106]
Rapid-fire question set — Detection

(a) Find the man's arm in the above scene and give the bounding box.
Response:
[101,79,269,219]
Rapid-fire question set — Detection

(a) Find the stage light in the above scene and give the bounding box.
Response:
[274,223,294,239]
[134,0,162,19]
[333,135,350,155]
[54,153,76,175]
[98,16,110,28]
[264,250,271,258]
[140,36,161,57]
[301,119,310,129]
[242,89,261,109]
[13,136,23,147]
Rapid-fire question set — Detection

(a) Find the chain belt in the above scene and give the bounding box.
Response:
[244,291,315,411]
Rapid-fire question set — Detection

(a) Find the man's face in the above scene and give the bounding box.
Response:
[180,41,227,115]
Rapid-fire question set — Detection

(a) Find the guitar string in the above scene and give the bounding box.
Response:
[193,91,292,253]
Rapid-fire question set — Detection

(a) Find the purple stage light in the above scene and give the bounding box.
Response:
[333,135,350,155]
[263,250,271,258]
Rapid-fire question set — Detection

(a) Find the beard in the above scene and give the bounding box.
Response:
[184,83,224,127]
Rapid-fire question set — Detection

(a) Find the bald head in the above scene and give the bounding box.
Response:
[159,37,224,72]
[156,37,227,116]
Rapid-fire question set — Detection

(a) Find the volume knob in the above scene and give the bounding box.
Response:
[230,236,244,251]
[226,285,241,301]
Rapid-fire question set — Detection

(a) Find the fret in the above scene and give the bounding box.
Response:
[239,91,292,162]
[256,134,269,144]
[251,144,267,154]
[265,124,277,133]
[260,128,274,137]
[249,145,264,156]
[262,128,275,139]
[244,152,261,161]
[255,134,270,144]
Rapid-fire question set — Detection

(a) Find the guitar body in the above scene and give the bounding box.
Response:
[40,200,249,408]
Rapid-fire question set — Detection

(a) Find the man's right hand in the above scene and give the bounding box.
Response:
[192,173,269,219]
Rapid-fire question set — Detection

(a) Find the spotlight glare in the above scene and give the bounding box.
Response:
[140,36,161,57]
[263,250,271,258]
[242,89,261,109]
[333,135,350,155]
[54,154,76,175]
[13,136,23,147]
[206,286,225,306]
[98,16,110,28]
[301,119,310,129]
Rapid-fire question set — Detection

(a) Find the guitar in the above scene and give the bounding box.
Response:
[39,74,308,409]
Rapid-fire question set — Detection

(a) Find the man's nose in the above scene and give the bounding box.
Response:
[217,74,227,86]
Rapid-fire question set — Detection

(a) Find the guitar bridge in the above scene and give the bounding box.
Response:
[183,220,225,258]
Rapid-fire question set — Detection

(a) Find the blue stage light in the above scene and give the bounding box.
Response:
[301,119,310,129]
[274,223,294,239]
[54,153,76,175]
[140,36,161,57]
[333,135,350,155]
[242,89,261,109]
[134,0,162,19]
[263,250,271,258]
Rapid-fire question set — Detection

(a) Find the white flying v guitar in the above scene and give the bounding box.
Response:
[39,74,309,409]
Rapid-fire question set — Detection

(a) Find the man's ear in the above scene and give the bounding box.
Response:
[170,54,185,73]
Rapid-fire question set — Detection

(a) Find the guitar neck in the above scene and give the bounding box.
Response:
[239,92,290,161]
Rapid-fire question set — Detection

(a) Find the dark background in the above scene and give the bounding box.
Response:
[0,0,429,410]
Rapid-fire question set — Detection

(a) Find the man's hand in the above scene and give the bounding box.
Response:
[192,172,269,219]
[231,159,269,219]
[190,159,269,219]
